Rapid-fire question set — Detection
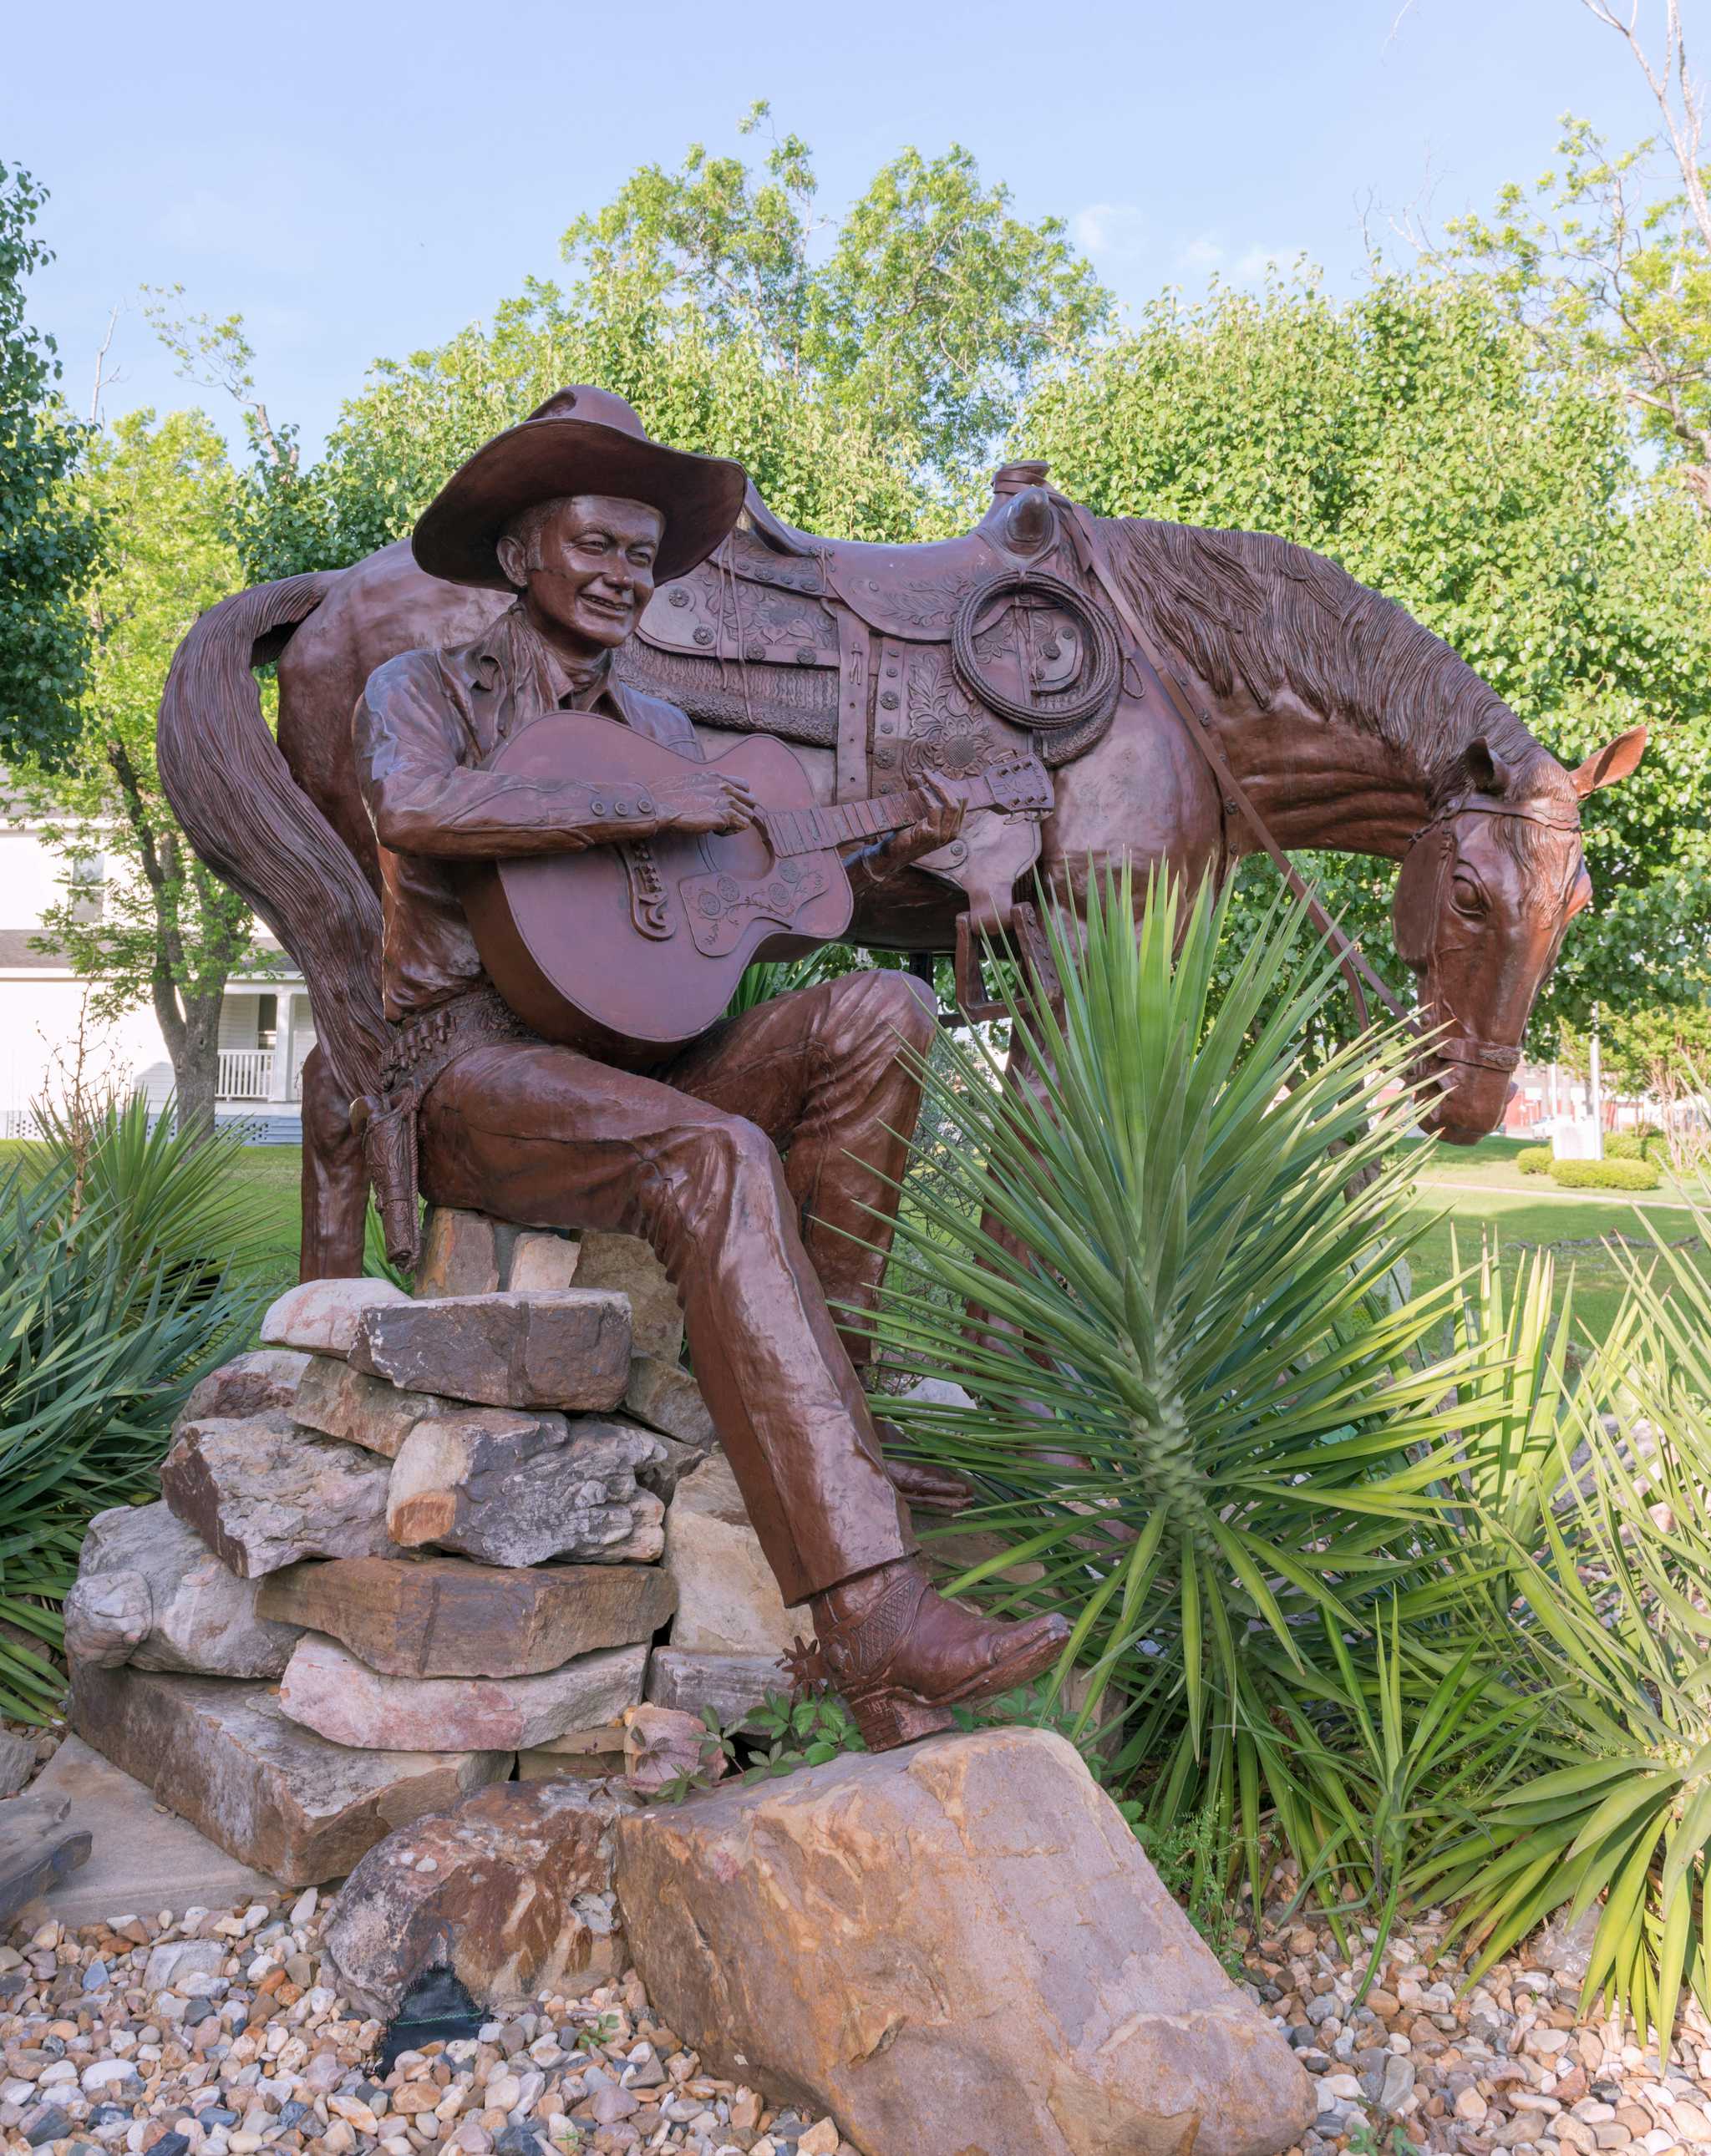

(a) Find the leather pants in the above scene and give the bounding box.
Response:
[414,968,935,1605]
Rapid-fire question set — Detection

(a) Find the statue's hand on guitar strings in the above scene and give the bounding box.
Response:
[640,770,762,838]
[865,772,968,883]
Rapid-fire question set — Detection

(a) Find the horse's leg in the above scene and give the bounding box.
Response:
[297,1045,368,1280]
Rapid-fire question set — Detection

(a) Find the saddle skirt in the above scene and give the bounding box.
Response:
[618,471,1120,936]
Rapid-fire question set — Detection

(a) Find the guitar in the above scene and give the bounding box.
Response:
[457,710,1054,1067]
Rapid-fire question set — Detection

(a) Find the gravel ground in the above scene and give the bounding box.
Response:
[0,1899,856,2156]
[1243,1901,1711,2154]
[7,1885,1711,2156]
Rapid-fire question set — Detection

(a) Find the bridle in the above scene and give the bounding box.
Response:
[1059,499,1583,1071]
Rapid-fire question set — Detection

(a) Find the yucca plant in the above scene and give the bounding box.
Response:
[875,868,1516,1893]
[1418,1200,1711,2047]
[0,1094,267,1719]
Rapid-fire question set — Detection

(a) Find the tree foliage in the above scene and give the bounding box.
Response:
[244,108,1111,578]
[1020,274,1711,1036]
[19,409,266,1129]
[0,163,102,767]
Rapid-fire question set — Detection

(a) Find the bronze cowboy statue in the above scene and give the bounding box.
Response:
[158,386,1647,1750]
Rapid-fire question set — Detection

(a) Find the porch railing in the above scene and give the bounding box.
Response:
[217,1048,274,1100]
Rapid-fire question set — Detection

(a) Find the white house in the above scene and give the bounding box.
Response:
[0,802,316,1142]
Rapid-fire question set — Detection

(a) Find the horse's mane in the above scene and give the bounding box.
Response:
[1094,515,1557,806]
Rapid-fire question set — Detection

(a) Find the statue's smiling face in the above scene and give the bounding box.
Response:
[498,493,664,652]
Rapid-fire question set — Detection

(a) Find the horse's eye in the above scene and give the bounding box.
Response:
[1452,875,1485,915]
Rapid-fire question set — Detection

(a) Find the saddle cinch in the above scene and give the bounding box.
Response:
[614,462,1125,1017]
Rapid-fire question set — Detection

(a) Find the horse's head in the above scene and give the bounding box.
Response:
[1395,726,1648,1143]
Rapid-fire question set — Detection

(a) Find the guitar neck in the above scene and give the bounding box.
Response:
[762,775,993,860]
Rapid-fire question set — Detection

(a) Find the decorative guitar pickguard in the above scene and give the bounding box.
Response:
[679,860,834,957]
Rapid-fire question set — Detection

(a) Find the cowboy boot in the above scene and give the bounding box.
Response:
[790,1555,1069,1753]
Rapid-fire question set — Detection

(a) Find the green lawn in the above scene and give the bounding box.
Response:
[8,1129,1696,1352]
[1397,1133,1708,1347]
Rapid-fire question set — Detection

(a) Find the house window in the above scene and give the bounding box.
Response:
[256,994,278,1051]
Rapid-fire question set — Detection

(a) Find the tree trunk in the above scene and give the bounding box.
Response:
[168,992,224,1140]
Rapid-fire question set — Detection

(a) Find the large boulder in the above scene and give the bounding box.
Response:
[614,1727,1315,2156]
[662,1453,796,1656]
[256,1555,675,1679]
[160,1414,399,1578]
[321,1778,634,2016]
[351,1289,632,1412]
[386,1409,665,1566]
[62,1502,304,1677]
[71,1664,510,1887]
[277,1634,649,1751]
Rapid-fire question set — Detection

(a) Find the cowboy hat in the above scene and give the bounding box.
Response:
[411,386,748,590]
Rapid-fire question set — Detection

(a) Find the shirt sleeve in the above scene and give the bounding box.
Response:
[353,655,627,860]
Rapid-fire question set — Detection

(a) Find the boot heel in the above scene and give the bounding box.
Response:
[849,1689,956,1752]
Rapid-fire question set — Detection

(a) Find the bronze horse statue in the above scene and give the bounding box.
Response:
[159,461,1644,1280]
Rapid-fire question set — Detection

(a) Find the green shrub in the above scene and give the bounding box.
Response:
[1547,1156,1660,1191]
[1516,1144,1552,1174]
[0,1096,266,1718]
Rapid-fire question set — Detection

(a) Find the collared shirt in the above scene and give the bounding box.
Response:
[353,601,703,1021]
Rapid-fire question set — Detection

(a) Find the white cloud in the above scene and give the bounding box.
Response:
[1179,234,1226,271]
[1071,202,1148,260]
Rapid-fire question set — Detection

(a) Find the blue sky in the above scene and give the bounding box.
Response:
[8,0,1653,457]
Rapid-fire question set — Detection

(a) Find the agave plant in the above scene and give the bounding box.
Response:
[0,1095,266,1719]
[876,869,1515,1890]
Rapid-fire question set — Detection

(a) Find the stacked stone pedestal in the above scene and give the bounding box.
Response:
[63,1210,786,1888]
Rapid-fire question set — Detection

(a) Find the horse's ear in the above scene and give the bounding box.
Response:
[1460,736,1518,796]
[1571,725,1648,799]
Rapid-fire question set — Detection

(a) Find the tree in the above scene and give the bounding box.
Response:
[0,162,102,766]
[21,409,267,1132]
[1020,273,1711,1040]
[246,109,1112,576]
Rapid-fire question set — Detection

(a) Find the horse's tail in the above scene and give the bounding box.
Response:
[157,574,389,1114]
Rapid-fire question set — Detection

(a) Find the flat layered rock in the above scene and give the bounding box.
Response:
[507,1230,580,1292]
[261,1276,409,1357]
[62,1501,304,1677]
[256,1555,675,1678]
[352,1290,632,1412]
[662,1452,795,1656]
[518,1742,627,1783]
[277,1635,649,1751]
[322,1777,634,2017]
[71,1663,510,1888]
[572,1232,683,1360]
[623,1354,714,1448]
[616,1727,1316,2156]
[291,1353,442,1458]
[414,1206,505,1298]
[646,1647,782,1727]
[180,1348,310,1424]
[160,1413,399,1579]
[387,1410,665,1567]
[0,1794,91,1929]
[622,1703,723,1797]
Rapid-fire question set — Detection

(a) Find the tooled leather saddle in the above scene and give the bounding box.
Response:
[615,461,1124,1008]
